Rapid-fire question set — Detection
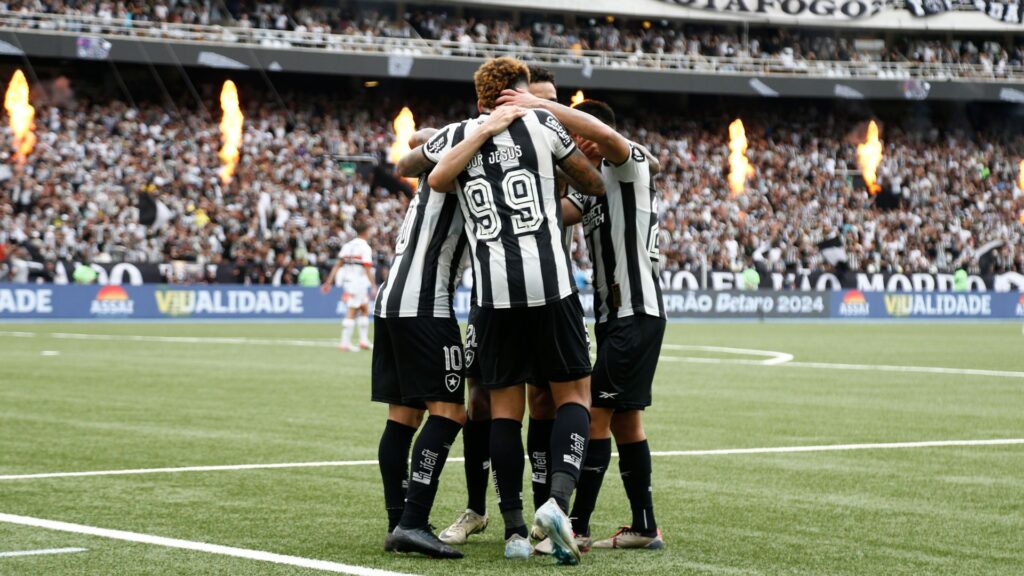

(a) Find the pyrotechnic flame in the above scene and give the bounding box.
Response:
[1018,159,1023,191]
[571,90,585,107]
[218,80,243,184]
[857,120,883,195]
[389,107,416,166]
[727,119,753,196]
[4,70,36,164]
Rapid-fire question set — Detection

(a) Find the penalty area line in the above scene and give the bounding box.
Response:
[0,547,88,559]
[2,439,1022,482]
[0,513,418,576]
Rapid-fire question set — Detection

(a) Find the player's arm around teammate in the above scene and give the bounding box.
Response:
[507,92,668,550]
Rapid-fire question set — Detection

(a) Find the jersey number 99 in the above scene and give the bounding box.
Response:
[464,169,543,241]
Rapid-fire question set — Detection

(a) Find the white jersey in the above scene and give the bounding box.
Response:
[427,110,577,309]
[337,237,373,303]
[568,144,665,323]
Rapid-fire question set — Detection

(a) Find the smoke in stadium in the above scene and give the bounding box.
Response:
[1,0,1023,573]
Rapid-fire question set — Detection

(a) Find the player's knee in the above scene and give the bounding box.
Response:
[550,379,591,411]
[388,405,424,428]
[527,385,556,419]
[610,411,646,443]
[467,383,491,420]
[426,401,466,425]
[589,407,613,439]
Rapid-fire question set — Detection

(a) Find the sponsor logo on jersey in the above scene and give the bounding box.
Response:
[883,293,992,317]
[543,113,574,149]
[582,203,605,235]
[90,285,134,316]
[425,127,449,156]
[631,145,646,163]
[838,289,870,317]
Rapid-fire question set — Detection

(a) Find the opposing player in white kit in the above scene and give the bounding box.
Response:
[322,220,376,351]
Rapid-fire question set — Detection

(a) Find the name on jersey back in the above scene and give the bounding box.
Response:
[468,145,523,171]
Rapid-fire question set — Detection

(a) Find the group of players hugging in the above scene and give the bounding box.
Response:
[368,57,667,564]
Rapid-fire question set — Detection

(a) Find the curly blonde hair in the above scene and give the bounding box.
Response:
[474,57,530,110]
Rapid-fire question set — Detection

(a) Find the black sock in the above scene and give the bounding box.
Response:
[398,415,462,530]
[527,418,554,512]
[570,437,611,536]
[618,439,657,535]
[378,419,417,532]
[463,418,490,515]
[490,418,526,535]
[548,403,590,512]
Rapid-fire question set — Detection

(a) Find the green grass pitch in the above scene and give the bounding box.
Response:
[0,322,1022,575]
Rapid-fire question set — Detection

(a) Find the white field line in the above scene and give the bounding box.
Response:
[0,459,383,481]
[781,361,1024,379]
[2,439,1021,482]
[5,329,1022,379]
[657,355,1024,378]
[0,513,416,576]
[0,547,87,558]
[648,438,1024,457]
[661,344,794,365]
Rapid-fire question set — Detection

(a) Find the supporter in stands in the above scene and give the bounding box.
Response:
[3,1,1022,76]
[1,88,1021,284]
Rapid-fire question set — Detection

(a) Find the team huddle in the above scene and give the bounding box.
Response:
[360,57,667,564]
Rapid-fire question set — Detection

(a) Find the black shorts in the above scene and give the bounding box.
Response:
[464,305,482,381]
[592,314,666,410]
[465,305,548,388]
[476,294,591,390]
[371,316,465,408]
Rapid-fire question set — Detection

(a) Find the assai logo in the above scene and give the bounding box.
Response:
[1016,294,1024,317]
[91,286,134,316]
[838,290,870,317]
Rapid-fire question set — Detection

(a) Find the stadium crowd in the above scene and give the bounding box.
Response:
[2,84,1022,285]
[2,0,1023,72]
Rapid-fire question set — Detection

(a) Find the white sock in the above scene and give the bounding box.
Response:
[341,318,355,347]
[356,315,369,344]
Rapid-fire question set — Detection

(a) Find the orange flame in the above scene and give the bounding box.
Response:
[218,80,243,184]
[389,107,416,166]
[857,121,883,194]
[727,119,753,196]
[4,70,36,164]
[1018,159,1023,191]
[570,90,585,107]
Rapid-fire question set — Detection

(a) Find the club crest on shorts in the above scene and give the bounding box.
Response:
[445,373,462,393]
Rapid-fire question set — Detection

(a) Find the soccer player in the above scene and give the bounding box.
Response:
[371,128,470,559]
[437,63,561,548]
[322,221,375,351]
[427,57,606,564]
[497,90,666,550]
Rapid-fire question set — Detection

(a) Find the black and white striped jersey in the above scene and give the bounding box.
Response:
[568,144,665,323]
[374,124,469,318]
[427,110,577,309]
